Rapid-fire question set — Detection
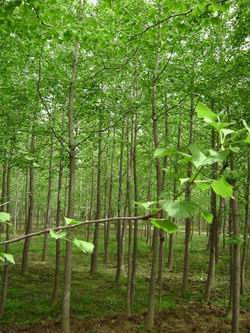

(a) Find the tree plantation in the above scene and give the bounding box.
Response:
[0,1,249,332]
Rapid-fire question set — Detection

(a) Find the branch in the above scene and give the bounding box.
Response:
[0,214,153,246]
[130,9,193,40]
[0,201,9,208]
[33,7,53,28]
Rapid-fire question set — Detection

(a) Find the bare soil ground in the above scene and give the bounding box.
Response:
[2,303,250,333]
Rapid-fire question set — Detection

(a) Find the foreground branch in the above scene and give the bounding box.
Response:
[0,214,153,246]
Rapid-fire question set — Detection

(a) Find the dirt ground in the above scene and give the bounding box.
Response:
[1,303,250,333]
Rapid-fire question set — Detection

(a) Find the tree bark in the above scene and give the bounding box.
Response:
[61,42,80,333]
[0,163,11,316]
[182,93,194,292]
[240,152,250,295]
[42,137,53,261]
[115,127,125,283]
[90,116,102,275]
[230,181,241,333]
[21,133,35,275]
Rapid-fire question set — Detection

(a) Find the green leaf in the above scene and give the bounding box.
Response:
[178,155,192,164]
[211,122,234,131]
[207,150,228,164]
[189,144,208,168]
[195,181,211,191]
[242,120,250,133]
[180,178,189,185]
[50,229,67,240]
[135,201,156,211]
[221,128,234,141]
[161,200,198,219]
[244,134,250,144]
[151,219,178,233]
[196,102,217,123]
[0,212,10,223]
[229,146,240,153]
[73,239,94,254]
[0,253,15,264]
[154,146,177,158]
[211,177,233,198]
[200,209,213,224]
[65,217,80,225]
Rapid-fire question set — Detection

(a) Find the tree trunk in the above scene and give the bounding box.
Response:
[126,119,133,316]
[21,133,35,275]
[230,180,241,333]
[0,163,11,316]
[145,58,162,329]
[130,113,138,303]
[90,116,102,275]
[115,127,124,283]
[61,42,80,333]
[182,93,194,292]
[104,130,115,265]
[204,128,218,301]
[42,137,53,261]
[168,119,181,271]
[51,143,64,304]
[240,152,250,295]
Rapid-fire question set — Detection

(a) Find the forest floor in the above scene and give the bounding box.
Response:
[0,227,249,333]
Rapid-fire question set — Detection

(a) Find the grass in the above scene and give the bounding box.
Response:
[0,226,249,327]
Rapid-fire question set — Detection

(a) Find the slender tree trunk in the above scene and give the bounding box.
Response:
[230,180,241,333]
[61,42,80,333]
[182,92,194,292]
[51,144,64,304]
[87,156,95,242]
[115,127,124,283]
[0,164,11,316]
[215,197,224,264]
[222,203,227,250]
[126,117,134,316]
[103,134,109,263]
[21,133,35,274]
[104,130,115,265]
[90,116,102,275]
[24,168,29,232]
[145,58,162,329]
[227,202,233,315]
[168,119,181,271]
[42,138,53,261]
[204,128,218,301]
[130,113,138,303]
[240,152,250,295]
[158,108,169,309]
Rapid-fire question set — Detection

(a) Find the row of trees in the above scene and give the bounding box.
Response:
[0,0,249,332]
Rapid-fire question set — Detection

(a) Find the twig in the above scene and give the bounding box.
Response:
[0,214,154,246]
[129,9,193,41]
[0,201,9,208]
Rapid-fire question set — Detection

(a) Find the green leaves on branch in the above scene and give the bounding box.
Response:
[0,253,15,264]
[65,217,81,225]
[200,209,213,224]
[49,230,67,240]
[188,145,228,168]
[151,219,178,234]
[189,144,208,168]
[160,200,198,219]
[153,146,177,158]
[49,217,94,255]
[211,177,233,198]
[243,120,250,143]
[0,212,10,224]
[73,239,94,254]
[196,102,217,123]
